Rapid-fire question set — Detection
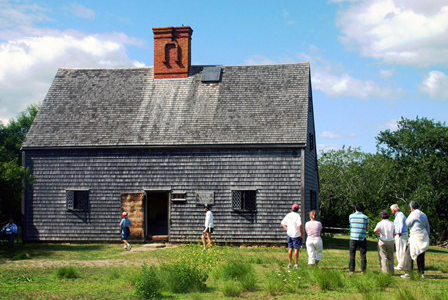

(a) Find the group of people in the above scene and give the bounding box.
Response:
[350,202,430,278]
[280,201,430,277]
[120,200,430,278]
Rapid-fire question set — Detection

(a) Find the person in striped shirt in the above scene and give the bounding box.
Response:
[348,203,369,274]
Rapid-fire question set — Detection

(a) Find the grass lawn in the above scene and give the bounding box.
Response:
[0,235,447,300]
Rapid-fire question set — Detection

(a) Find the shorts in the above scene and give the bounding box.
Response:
[287,236,303,249]
[204,227,214,234]
[121,227,130,240]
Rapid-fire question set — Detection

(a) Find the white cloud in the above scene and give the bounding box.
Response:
[244,55,294,66]
[319,131,342,139]
[70,3,95,19]
[246,52,402,99]
[385,119,399,131]
[380,69,394,77]
[317,143,343,152]
[420,70,448,100]
[302,53,402,98]
[335,0,448,66]
[0,0,146,124]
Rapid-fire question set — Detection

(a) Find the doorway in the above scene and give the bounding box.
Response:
[145,192,169,236]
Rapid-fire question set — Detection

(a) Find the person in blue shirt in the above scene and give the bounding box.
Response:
[120,212,132,251]
[349,203,369,274]
[1,218,18,247]
[390,204,408,270]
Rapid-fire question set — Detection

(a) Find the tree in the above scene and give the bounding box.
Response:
[318,147,394,229]
[0,104,39,217]
[377,117,448,242]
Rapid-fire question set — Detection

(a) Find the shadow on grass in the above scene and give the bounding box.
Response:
[322,236,378,251]
[0,243,107,260]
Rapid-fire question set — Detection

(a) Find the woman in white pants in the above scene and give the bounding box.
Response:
[305,210,323,266]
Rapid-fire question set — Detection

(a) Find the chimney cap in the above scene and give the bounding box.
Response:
[152,26,193,34]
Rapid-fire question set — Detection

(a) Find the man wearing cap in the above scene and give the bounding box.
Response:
[281,203,303,270]
[120,212,132,251]
[202,204,214,249]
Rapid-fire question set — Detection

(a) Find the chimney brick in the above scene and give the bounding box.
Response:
[153,26,193,79]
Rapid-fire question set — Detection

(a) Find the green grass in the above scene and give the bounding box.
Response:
[0,235,447,299]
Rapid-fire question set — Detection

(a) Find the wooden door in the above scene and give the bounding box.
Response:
[121,193,145,241]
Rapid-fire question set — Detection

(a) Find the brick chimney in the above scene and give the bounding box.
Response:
[152,26,193,79]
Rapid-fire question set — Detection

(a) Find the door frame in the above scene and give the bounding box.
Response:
[144,190,171,238]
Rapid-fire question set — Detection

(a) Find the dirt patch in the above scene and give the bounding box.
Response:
[0,243,177,268]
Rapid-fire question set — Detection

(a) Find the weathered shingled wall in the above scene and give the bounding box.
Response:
[24,148,302,243]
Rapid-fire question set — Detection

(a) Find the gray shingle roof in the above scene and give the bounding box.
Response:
[23,63,310,148]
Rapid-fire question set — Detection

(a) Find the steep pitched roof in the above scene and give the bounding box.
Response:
[23,63,311,148]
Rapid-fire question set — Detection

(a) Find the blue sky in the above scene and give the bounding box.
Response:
[1,0,447,153]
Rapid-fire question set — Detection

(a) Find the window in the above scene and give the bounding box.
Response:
[310,190,317,211]
[171,192,186,202]
[232,190,256,211]
[309,133,314,151]
[66,190,89,211]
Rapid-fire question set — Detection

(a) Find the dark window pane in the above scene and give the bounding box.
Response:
[232,190,256,211]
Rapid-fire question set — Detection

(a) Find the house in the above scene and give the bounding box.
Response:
[21,26,319,243]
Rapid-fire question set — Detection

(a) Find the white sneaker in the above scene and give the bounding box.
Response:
[421,274,425,279]
[394,266,402,270]
[400,273,410,279]
[294,264,298,270]
[123,245,127,250]
[127,244,132,251]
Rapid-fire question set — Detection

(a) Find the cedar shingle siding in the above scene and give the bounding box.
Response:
[22,64,319,243]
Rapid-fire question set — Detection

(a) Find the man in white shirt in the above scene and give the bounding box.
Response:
[281,203,303,270]
[390,204,408,270]
[374,211,395,274]
[202,204,214,249]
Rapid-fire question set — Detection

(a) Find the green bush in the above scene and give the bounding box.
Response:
[221,280,243,297]
[311,268,344,291]
[264,270,286,296]
[134,265,162,299]
[240,272,257,292]
[350,275,373,294]
[372,273,393,291]
[395,289,417,300]
[216,259,252,280]
[159,261,208,293]
[56,266,79,279]
[263,268,307,295]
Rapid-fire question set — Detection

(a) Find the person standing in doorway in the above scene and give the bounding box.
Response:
[202,204,214,249]
[349,203,369,274]
[120,212,132,251]
[281,203,303,270]
[390,204,408,271]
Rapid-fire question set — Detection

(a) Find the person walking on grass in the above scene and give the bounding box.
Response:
[202,204,214,249]
[120,212,132,251]
[305,210,323,266]
[390,204,408,271]
[349,203,369,274]
[281,203,303,270]
[374,211,395,274]
[401,201,430,279]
